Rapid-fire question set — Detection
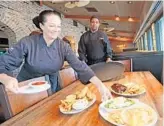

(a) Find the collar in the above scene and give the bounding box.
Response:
[39,34,58,50]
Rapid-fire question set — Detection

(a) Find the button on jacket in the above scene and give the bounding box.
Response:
[0,34,95,86]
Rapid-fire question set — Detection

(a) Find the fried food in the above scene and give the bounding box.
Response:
[76,87,88,99]
[86,90,94,101]
[59,87,95,112]
[59,100,74,112]
[66,94,76,102]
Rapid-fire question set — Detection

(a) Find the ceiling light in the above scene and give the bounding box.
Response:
[75,0,90,7]
[65,2,76,9]
[109,1,115,4]
[128,16,134,22]
[65,0,90,9]
[127,1,133,4]
[115,15,120,21]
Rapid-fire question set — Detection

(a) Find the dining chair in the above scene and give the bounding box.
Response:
[113,59,133,72]
[0,76,49,123]
[59,67,78,88]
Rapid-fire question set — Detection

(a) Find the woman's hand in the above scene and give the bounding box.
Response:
[0,74,19,93]
[89,76,113,101]
[99,83,113,101]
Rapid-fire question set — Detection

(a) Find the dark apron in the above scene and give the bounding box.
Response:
[86,33,107,65]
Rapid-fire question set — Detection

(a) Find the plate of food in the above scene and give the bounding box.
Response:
[99,100,157,126]
[99,105,125,126]
[100,97,138,112]
[18,81,50,94]
[110,82,146,97]
[121,103,158,126]
[59,87,96,114]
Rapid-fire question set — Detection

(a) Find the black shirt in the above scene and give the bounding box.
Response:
[0,34,95,83]
[78,30,112,63]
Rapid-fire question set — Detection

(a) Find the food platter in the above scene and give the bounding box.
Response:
[99,97,157,126]
[110,82,146,97]
[121,103,158,126]
[59,87,96,114]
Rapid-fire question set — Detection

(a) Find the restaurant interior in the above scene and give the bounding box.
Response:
[0,1,163,126]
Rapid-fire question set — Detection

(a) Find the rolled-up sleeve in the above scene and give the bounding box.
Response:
[0,38,27,76]
[64,43,95,83]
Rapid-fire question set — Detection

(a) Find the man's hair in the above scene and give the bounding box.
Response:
[90,15,100,22]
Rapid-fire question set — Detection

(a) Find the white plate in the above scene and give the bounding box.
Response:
[60,95,96,114]
[99,104,125,126]
[18,84,51,94]
[121,103,158,126]
[99,102,158,126]
[100,97,138,112]
[110,86,146,97]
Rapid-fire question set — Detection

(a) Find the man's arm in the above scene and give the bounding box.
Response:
[78,35,87,63]
[103,33,113,62]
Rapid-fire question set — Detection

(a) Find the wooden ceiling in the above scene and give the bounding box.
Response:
[42,1,153,42]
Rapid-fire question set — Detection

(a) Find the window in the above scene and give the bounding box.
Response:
[151,23,157,51]
[154,16,164,51]
[147,29,153,51]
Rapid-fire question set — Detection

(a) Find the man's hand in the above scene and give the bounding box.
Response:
[106,58,112,63]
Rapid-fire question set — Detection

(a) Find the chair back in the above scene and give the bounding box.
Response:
[113,59,133,72]
[59,67,77,88]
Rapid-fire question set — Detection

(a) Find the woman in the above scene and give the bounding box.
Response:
[0,10,112,101]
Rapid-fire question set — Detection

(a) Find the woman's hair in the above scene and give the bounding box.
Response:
[32,10,61,29]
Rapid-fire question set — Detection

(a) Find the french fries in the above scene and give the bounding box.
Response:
[123,83,145,94]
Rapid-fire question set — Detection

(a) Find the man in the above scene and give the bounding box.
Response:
[78,15,112,65]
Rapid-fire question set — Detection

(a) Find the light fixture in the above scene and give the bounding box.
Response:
[75,0,90,7]
[65,2,76,9]
[109,1,115,4]
[128,16,134,22]
[65,0,90,9]
[115,15,120,21]
[127,1,133,4]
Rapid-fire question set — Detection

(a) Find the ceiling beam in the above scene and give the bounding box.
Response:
[64,15,140,23]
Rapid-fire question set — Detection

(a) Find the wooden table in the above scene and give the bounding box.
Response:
[1,72,163,126]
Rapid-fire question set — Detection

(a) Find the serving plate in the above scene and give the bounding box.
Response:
[60,95,96,114]
[99,100,158,126]
[110,83,146,97]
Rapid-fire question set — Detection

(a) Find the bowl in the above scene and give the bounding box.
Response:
[72,99,88,110]
[29,81,48,88]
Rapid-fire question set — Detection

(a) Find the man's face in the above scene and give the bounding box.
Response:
[90,18,100,32]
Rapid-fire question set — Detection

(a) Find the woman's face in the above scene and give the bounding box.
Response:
[40,14,61,40]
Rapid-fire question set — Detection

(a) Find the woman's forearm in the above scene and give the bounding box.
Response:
[0,73,8,84]
[89,76,104,89]
[89,76,112,100]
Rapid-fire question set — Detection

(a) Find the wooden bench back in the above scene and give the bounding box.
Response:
[113,59,133,72]
[59,67,77,88]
